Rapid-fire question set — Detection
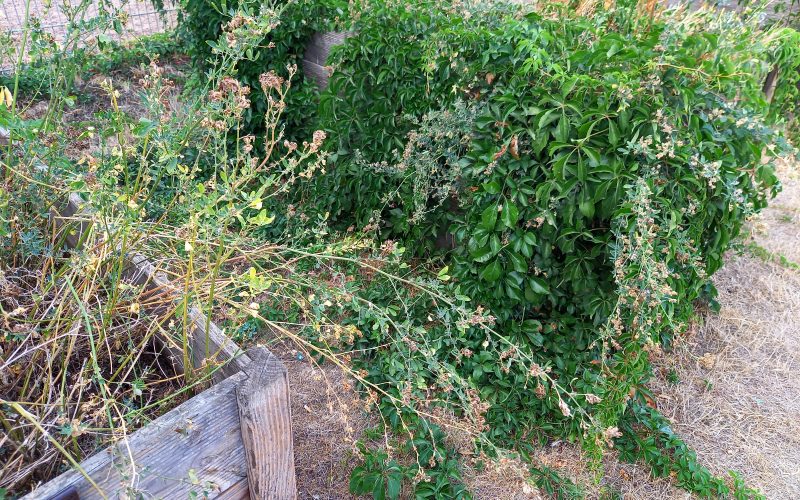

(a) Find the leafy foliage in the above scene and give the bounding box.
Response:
[290,0,798,495]
[766,28,800,139]
[168,0,800,496]
[617,401,765,499]
[349,433,469,499]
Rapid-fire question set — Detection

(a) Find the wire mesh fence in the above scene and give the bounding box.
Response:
[1,0,176,36]
[1,0,177,69]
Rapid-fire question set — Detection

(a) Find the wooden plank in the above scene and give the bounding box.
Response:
[216,478,250,500]
[237,347,296,499]
[302,31,352,89]
[53,192,95,250]
[24,371,250,500]
[126,251,251,382]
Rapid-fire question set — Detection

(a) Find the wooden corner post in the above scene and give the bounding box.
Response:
[236,347,297,499]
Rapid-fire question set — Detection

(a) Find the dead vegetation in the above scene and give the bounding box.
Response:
[0,255,185,493]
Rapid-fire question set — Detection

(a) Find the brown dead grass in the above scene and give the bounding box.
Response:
[268,339,376,499]
[748,157,800,264]
[535,442,689,499]
[647,256,800,499]
[461,457,542,499]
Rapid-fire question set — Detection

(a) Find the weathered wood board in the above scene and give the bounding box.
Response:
[8,147,297,498]
[301,31,352,89]
[24,347,296,500]
[24,371,251,499]
[236,347,297,498]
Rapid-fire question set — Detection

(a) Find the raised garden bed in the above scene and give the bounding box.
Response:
[1,128,297,498]
[1,31,344,493]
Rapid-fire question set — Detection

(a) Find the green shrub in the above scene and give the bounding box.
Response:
[767,28,800,139]
[294,0,798,494]
[312,0,520,239]
[177,0,798,494]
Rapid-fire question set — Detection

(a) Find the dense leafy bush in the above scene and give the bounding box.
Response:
[294,0,798,495]
[767,28,800,138]
[172,0,799,495]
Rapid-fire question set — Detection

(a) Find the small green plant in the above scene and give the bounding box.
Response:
[666,369,680,385]
[349,445,407,500]
[745,239,800,270]
[349,436,470,500]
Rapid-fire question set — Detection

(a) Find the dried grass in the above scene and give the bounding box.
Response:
[638,157,800,499]
[748,157,800,264]
[260,338,378,499]
[0,259,184,494]
[535,442,689,499]
[461,456,542,499]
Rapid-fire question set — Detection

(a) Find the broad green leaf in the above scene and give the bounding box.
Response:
[480,259,503,282]
[500,202,520,228]
[481,203,498,231]
[529,276,549,294]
